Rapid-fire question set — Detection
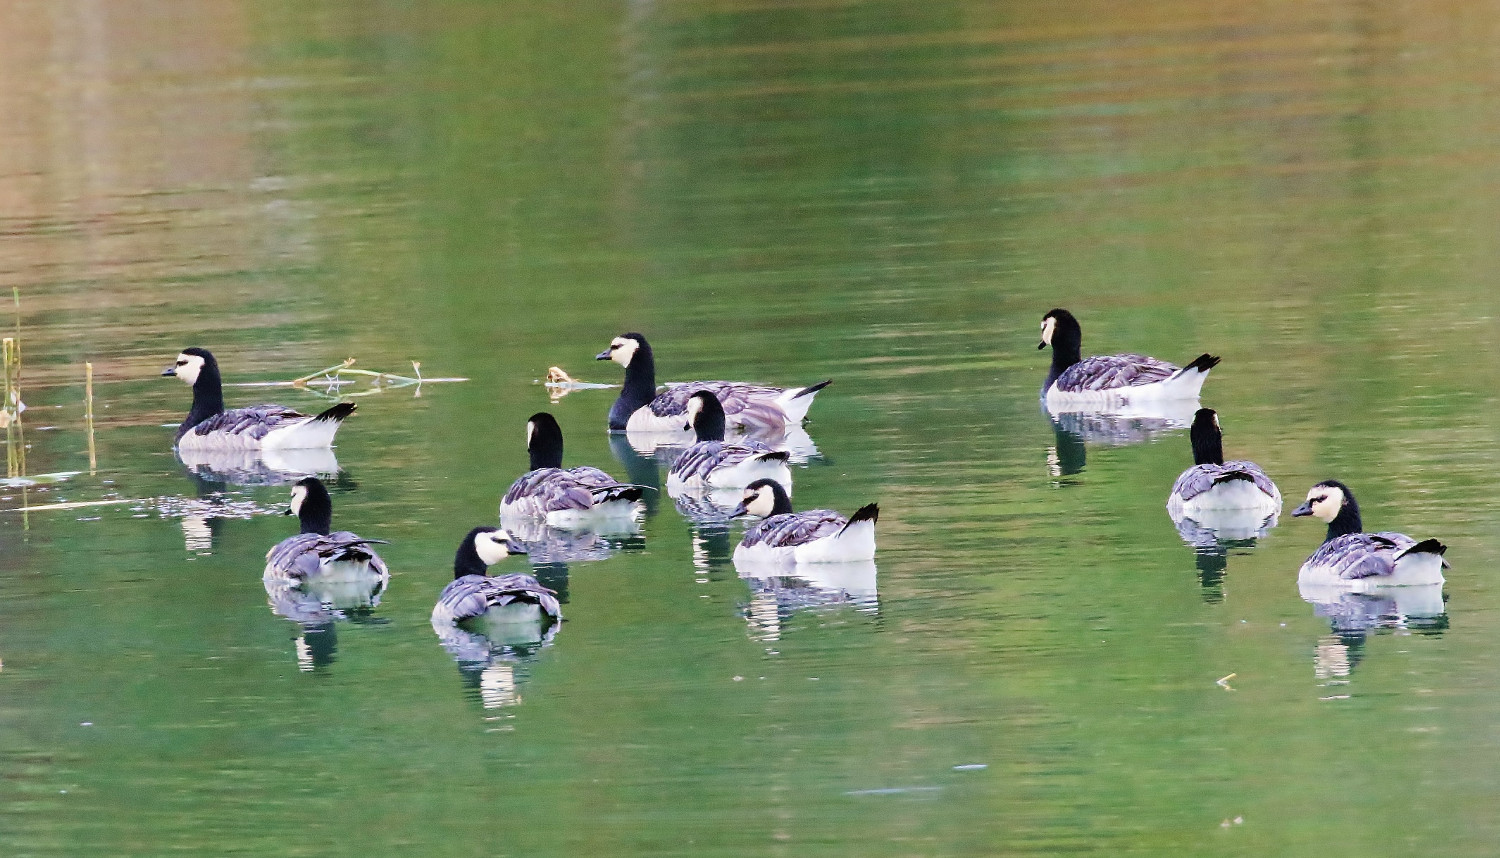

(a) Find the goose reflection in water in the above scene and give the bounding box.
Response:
[1171,515,1279,603]
[176,445,341,487]
[431,574,563,710]
[617,423,821,466]
[265,571,389,673]
[734,558,879,643]
[687,521,737,581]
[499,513,644,563]
[1302,583,1447,686]
[165,447,344,554]
[1044,398,1200,448]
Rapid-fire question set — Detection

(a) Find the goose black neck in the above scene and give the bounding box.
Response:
[454,528,493,578]
[528,413,565,470]
[1325,495,1363,542]
[610,336,657,430]
[179,361,225,439]
[764,480,794,516]
[296,479,333,536]
[1043,311,1083,389]
[691,393,727,442]
[1189,412,1224,466]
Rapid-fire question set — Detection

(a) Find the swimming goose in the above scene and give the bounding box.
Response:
[1167,409,1281,520]
[596,332,830,433]
[431,527,561,626]
[500,412,645,527]
[264,477,389,585]
[1038,309,1219,407]
[163,348,355,450]
[731,479,878,564]
[667,390,793,492]
[1291,480,1447,588]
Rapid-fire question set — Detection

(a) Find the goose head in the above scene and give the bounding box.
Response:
[455,526,528,577]
[285,476,333,536]
[731,479,793,519]
[1292,479,1363,540]
[683,389,727,441]
[1038,309,1082,352]
[1189,408,1225,466]
[596,333,646,367]
[1292,481,1350,523]
[526,412,565,470]
[162,347,215,386]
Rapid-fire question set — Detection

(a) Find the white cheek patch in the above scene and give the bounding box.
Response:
[611,337,639,367]
[1307,485,1345,522]
[746,486,775,517]
[1041,317,1056,346]
[526,421,535,449]
[289,485,307,515]
[175,353,204,386]
[685,396,703,424]
[474,531,511,565]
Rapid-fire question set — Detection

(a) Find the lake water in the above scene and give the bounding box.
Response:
[4,2,1500,855]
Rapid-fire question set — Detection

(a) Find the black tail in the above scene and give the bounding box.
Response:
[330,538,388,561]
[1401,537,1447,558]
[754,451,792,463]
[1181,354,1221,374]
[313,402,357,423]
[790,379,832,399]
[1212,471,1254,486]
[590,483,653,503]
[838,503,879,535]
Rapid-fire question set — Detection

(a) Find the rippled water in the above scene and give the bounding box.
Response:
[5,2,1500,855]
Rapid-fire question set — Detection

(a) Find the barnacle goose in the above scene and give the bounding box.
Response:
[1167,408,1281,532]
[431,527,560,627]
[667,390,793,492]
[163,348,355,450]
[499,412,645,528]
[730,479,878,564]
[1038,309,1219,407]
[264,477,389,586]
[1291,480,1447,589]
[596,332,830,433]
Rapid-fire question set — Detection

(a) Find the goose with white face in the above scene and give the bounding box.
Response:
[166,352,205,386]
[739,483,778,518]
[1299,484,1346,523]
[684,394,704,428]
[598,336,640,367]
[474,529,527,565]
[288,483,309,516]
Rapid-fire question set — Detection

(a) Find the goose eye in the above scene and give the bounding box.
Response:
[176,360,187,366]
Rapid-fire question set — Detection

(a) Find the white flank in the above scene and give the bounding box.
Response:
[734,517,877,565]
[1298,544,1447,589]
[1170,479,1281,518]
[773,385,824,425]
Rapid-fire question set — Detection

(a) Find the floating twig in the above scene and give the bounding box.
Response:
[226,357,466,399]
[1216,673,1236,691]
[85,362,96,474]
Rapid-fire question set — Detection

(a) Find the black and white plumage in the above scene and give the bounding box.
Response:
[431,526,561,627]
[499,413,645,528]
[1291,480,1447,589]
[1167,409,1281,536]
[1038,309,1219,407]
[667,390,793,492]
[163,348,356,451]
[596,332,830,434]
[731,479,878,565]
[263,477,389,587]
